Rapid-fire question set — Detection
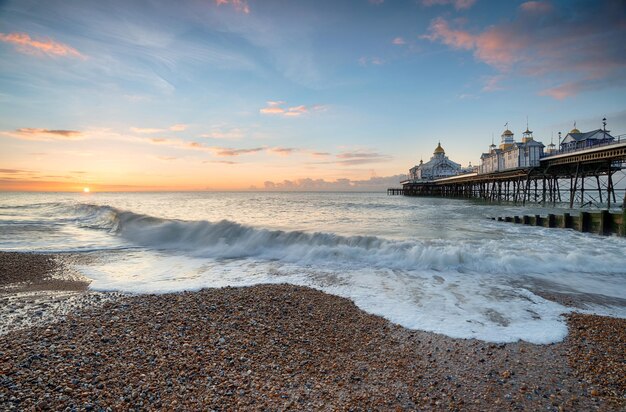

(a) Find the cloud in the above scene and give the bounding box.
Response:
[392,37,406,45]
[201,127,246,140]
[0,168,30,174]
[519,1,553,14]
[204,160,238,165]
[421,1,626,98]
[215,0,250,14]
[169,124,187,132]
[358,56,384,66]
[262,174,405,192]
[259,101,325,118]
[268,147,298,156]
[213,147,264,156]
[157,156,177,161]
[0,32,84,58]
[2,128,83,141]
[310,151,393,166]
[369,0,385,5]
[482,74,505,92]
[131,127,163,134]
[131,124,187,134]
[421,0,477,10]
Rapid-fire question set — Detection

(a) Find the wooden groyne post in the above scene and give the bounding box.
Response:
[493,209,626,237]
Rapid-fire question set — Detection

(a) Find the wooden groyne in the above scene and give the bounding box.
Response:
[492,209,626,237]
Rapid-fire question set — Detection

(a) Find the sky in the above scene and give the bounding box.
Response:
[0,0,625,191]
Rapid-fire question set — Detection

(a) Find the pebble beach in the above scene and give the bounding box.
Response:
[1,252,624,411]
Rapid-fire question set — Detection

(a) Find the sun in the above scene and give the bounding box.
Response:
[83,187,90,193]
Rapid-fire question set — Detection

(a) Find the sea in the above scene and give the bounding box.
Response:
[1,191,625,344]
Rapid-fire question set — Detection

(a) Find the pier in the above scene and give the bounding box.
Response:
[396,141,626,208]
[387,188,404,195]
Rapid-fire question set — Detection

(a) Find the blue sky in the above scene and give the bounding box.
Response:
[1,0,625,190]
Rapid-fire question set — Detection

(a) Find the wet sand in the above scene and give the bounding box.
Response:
[0,252,624,410]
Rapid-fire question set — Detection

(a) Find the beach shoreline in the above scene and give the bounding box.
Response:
[0,251,624,410]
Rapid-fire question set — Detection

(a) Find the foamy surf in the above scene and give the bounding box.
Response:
[2,193,625,344]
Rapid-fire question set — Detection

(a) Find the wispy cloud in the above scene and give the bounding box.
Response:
[213,147,264,157]
[358,56,384,66]
[0,168,31,174]
[169,124,187,132]
[519,1,553,14]
[392,37,406,45]
[336,152,392,165]
[1,128,83,141]
[203,160,238,165]
[309,151,393,166]
[421,0,476,10]
[131,127,163,134]
[259,101,325,118]
[311,152,331,157]
[201,127,246,140]
[263,174,405,191]
[215,0,250,14]
[0,32,84,59]
[131,124,187,134]
[268,147,298,156]
[421,1,626,98]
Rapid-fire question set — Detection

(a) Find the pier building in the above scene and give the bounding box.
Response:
[479,126,544,174]
[560,122,615,152]
[408,143,462,181]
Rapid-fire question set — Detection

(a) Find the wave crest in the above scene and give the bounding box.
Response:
[65,204,626,275]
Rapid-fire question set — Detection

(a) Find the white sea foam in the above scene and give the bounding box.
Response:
[2,194,625,344]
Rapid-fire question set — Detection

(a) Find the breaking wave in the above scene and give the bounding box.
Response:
[67,204,626,276]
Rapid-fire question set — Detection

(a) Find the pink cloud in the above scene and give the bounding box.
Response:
[169,124,187,132]
[259,101,324,118]
[215,0,250,14]
[519,1,553,14]
[201,128,245,140]
[213,147,264,157]
[131,127,163,134]
[392,37,406,45]
[268,147,298,156]
[0,32,84,59]
[422,2,626,99]
[2,128,83,141]
[421,0,477,10]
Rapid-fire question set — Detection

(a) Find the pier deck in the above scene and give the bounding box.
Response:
[394,142,626,208]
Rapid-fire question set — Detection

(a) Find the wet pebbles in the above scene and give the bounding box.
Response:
[1,253,624,411]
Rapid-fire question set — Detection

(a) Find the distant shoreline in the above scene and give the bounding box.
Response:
[0,251,624,410]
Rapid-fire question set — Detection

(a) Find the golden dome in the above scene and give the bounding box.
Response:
[570,128,581,134]
[502,129,514,136]
[434,142,445,154]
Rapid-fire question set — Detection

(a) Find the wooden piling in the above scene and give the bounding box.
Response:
[563,213,571,229]
[579,212,590,233]
[599,210,610,235]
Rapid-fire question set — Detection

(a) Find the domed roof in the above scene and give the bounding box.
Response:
[502,129,514,136]
[434,142,445,154]
[570,128,581,134]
